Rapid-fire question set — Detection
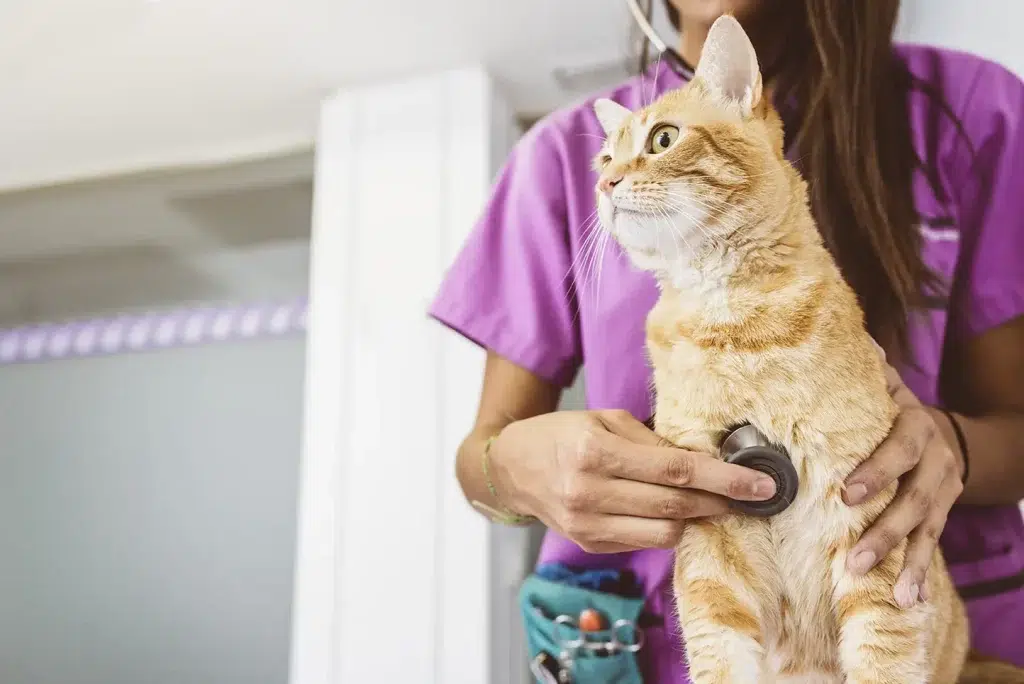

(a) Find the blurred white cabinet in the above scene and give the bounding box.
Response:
[290,67,535,684]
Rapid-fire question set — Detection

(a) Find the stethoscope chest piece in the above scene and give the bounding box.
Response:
[721,424,798,517]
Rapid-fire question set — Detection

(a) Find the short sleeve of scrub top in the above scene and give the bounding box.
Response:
[950,59,1024,337]
[429,122,582,387]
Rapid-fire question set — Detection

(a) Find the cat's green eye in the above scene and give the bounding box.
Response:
[648,124,680,154]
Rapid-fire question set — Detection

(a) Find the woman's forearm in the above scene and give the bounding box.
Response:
[935,409,1024,505]
[456,351,562,514]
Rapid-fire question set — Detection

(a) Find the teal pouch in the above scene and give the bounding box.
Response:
[518,574,645,683]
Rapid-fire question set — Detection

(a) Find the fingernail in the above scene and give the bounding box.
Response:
[894,569,921,609]
[844,483,868,505]
[849,549,877,575]
[898,583,919,609]
[752,477,776,499]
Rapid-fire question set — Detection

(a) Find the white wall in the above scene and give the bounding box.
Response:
[0,157,313,684]
[291,66,540,684]
[0,337,306,684]
[898,0,1024,76]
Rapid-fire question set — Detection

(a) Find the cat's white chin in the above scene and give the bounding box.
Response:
[597,192,711,275]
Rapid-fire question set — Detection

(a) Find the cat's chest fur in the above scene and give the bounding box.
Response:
[646,281,895,680]
[644,277,890,478]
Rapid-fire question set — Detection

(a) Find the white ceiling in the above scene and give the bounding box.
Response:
[0,0,644,193]
[0,151,313,261]
[0,152,313,326]
[2,0,1021,194]
[0,0,1021,283]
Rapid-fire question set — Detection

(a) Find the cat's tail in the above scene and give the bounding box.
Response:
[959,650,1024,683]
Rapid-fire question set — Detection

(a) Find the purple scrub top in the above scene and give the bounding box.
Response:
[430,45,1024,680]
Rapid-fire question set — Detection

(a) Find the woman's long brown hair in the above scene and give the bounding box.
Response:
[652,1,958,358]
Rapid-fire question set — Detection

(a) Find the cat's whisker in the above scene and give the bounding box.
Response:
[640,69,648,112]
[577,211,601,245]
[663,192,731,214]
[647,52,663,109]
[570,214,600,267]
[569,222,600,290]
[659,195,713,219]
[661,192,775,237]
[586,224,617,297]
[573,209,601,249]
[582,222,604,287]
[661,193,731,221]
[569,212,607,312]
[657,197,718,242]
[646,199,697,255]
[654,206,689,262]
[594,228,613,313]
[578,230,604,298]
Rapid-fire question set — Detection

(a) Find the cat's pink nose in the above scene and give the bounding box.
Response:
[599,174,624,195]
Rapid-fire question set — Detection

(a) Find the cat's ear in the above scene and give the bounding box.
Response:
[694,14,763,117]
[594,98,632,136]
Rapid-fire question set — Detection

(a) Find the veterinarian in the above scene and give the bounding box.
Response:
[430,1,1024,680]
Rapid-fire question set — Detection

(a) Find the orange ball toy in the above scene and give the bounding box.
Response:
[578,608,604,632]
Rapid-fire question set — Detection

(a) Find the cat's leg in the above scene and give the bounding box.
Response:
[659,419,775,681]
[675,518,776,684]
[830,536,932,684]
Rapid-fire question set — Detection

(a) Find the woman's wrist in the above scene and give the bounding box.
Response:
[930,407,968,484]
[469,426,537,526]
[927,409,1024,504]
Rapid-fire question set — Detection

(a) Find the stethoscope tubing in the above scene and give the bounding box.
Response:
[624,0,694,79]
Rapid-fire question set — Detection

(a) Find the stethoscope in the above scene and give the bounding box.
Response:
[628,0,799,516]
[625,0,800,143]
[640,417,800,518]
[625,0,695,80]
[719,425,799,517]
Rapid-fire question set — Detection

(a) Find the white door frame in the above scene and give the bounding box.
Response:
[289,66,535,684]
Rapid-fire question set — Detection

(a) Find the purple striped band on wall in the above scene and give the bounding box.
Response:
[0,299,308,366]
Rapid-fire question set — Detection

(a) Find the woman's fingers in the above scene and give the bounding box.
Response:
[847,441,948,576]
[595,409,673,447]
[895,511,944,607]
[869,343,917,405]
[581,475,732,520]
[560,513,688,553]
[593,409,778,501]
[588,435,777,501]
[539,410,775,552]
[883,362,920,406]
[899,472,963,605]
[843,407,932,505]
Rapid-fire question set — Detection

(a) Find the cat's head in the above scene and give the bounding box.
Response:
[593,15,789,277]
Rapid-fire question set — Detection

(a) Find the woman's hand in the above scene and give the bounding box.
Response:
[842,361,965,608]
[488,409,778,553]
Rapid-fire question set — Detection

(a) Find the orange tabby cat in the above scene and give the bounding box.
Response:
[593,14,1024,684]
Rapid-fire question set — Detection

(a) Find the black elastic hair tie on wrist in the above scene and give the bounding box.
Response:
[940,408,970,486]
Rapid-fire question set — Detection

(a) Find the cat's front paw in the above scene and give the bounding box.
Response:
[685,635,772,684]
[686,661,772,684]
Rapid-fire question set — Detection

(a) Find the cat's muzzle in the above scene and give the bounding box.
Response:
[720,424,799,517]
